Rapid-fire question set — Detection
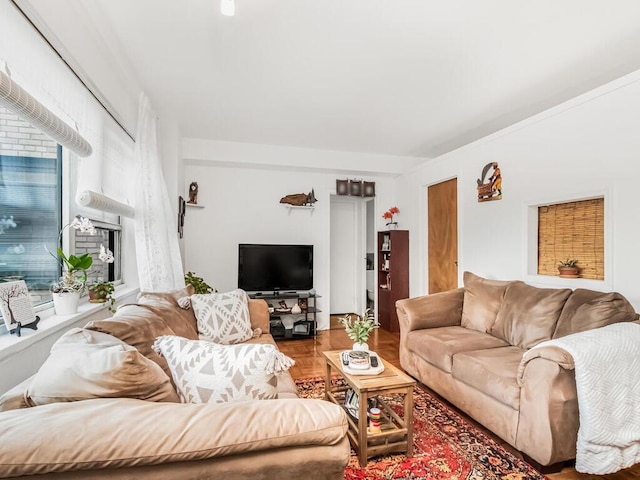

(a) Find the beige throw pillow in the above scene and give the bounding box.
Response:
[490,282,572,349]
[26,328,179,406]
[191,289,253,344]
[153,335,295,404]
[460,272,514,333]
[553,289,638,339]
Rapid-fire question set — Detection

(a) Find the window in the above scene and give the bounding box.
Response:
[537,198,605,280]
[1,106,124,315]
[0,106,62,307]
[74,221,122,284]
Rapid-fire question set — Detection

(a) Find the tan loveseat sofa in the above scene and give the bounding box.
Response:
[396,272,638,467]
[0,288,350,479]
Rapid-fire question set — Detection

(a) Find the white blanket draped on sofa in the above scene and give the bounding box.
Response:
[530,322,640,474]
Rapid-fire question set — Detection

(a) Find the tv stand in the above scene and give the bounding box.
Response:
[249,291,320,340]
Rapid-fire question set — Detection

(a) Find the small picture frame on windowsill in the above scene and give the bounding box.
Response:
[0,280,40,337]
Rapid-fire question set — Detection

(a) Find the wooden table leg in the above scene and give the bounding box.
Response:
[324,361,331,401]
[358,390,369,467]
[404,386,414,456]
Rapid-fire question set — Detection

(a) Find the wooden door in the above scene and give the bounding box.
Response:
[428,178,458,293]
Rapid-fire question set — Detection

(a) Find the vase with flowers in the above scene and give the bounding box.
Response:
[382,206,400,230]
[47,216,115,315]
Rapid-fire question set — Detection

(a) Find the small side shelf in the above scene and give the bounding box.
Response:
[186,204,205,208]
[283,205,315,212]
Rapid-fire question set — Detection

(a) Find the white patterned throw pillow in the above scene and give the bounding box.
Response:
[191,289,253,344]
[152,335,295,404]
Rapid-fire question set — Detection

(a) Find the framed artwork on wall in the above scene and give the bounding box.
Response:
[349,180,363,196]
[363,181,376,197]
[336,179,349,196]
[178,196,186,238]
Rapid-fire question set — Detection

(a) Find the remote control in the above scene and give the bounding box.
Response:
[370,355,379,368]
[341,351,350,366]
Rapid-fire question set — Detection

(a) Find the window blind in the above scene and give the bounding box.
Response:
[538,198,605,280]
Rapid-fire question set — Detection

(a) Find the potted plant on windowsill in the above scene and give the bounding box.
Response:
[557,259,580,278]
[88,280,116,313]
[339,308,378,351]
[47,216,115,315]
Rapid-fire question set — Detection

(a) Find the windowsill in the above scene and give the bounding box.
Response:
[0,284,140,363]
[524,274,611,292]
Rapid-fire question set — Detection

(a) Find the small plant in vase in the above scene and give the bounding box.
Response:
[88,281,116,313]
[339,308,378,351]
[557,259,580,278]
[382,206,400,230]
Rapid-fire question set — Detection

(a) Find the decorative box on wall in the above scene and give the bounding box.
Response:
[377,230,409,333]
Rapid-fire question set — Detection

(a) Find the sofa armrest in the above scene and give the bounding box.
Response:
[515,352,579,465]
[396,288,464,333]
[0,397,348,478]
[517,346,574,386]
[249,298,270,333]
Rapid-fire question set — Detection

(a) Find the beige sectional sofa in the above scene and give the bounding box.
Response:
[0,288,350,479]
[396,272,638,467]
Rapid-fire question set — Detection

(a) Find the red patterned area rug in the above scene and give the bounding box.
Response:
[296,376,546,480]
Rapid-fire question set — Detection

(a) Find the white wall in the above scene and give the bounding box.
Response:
[397,71,640,310]
[182,163,394,330]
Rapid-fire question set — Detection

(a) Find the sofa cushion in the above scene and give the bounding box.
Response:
[0,397,348,478]
[192,289,253,345]
[461,272,514,332]
[406,326,509,373]
[137,285,199,340]
[26,328,178,406]
[553,288,638,339]
[491,282,571,349]
[452,346,524,409]
[153,335,294,404]
[85,304,178,380]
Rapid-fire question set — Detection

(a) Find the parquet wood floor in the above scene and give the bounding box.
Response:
[277,320,640,480]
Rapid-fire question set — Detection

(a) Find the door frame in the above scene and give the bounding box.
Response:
[329,195,367,315]
[421,175,462,295]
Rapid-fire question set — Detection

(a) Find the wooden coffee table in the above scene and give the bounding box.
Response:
[323,350,415,467]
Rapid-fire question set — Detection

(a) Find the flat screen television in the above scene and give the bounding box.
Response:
[238,244,313,292]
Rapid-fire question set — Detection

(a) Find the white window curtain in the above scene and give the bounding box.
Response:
[134,93,184,292]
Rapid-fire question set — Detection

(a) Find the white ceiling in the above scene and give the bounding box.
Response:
[20,0,640,159]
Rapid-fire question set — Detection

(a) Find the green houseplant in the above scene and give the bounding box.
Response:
[557,259,580,278]
[339,308,378,351]
[184,271,215,294]
[88,281,116,313]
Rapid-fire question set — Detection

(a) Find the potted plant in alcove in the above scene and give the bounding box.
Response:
[557,259,580,278]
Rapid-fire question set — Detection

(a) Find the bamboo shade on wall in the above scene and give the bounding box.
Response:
[538,198,604,280]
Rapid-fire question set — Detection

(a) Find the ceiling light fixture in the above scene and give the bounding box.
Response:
[221,0,235,16]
